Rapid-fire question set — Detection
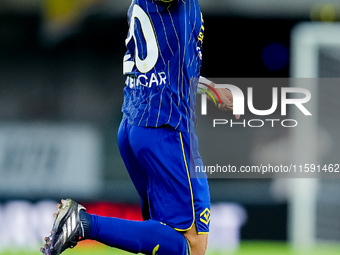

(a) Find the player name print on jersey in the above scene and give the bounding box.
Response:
[125,72,167,88]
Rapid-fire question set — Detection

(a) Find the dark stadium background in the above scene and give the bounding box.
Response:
[1,1,339,252]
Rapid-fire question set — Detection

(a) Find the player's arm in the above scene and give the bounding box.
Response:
[198,76,240,119]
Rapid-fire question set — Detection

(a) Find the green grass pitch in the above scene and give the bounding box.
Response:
[3,242,340,255]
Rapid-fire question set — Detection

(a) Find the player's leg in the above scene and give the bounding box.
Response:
[128,125,211,255]
[89,215,190,254]
[184,225,208,255]
[84,120,190,254]
[41,199,190,255]
[117,118,150,220]
[42,119,190,255]
[87,123,209,255]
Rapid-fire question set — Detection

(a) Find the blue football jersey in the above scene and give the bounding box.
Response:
[122,0,204,133]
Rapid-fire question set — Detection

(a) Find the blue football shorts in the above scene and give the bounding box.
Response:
[117,117,210,234]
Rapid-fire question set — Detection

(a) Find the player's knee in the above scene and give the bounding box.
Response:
[183,227,208,255]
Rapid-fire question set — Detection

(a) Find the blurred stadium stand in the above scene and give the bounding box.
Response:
[0,0,339,18]
[1,0,340,251]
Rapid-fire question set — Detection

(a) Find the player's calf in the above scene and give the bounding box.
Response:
[42,198,192,255]
[184,224,208,255]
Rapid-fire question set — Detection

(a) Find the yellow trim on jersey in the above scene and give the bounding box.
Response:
[152,244,160,255]
[173,132,195,232]
[197,232,209,235]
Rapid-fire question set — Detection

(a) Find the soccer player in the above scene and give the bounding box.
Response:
[41,0,235,254]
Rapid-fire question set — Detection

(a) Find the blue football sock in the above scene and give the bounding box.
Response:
[79,210,92,239]
[89,215,190,255]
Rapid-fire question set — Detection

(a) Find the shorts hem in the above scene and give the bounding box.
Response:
[197,232,209,235]
[173,220,195,232]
